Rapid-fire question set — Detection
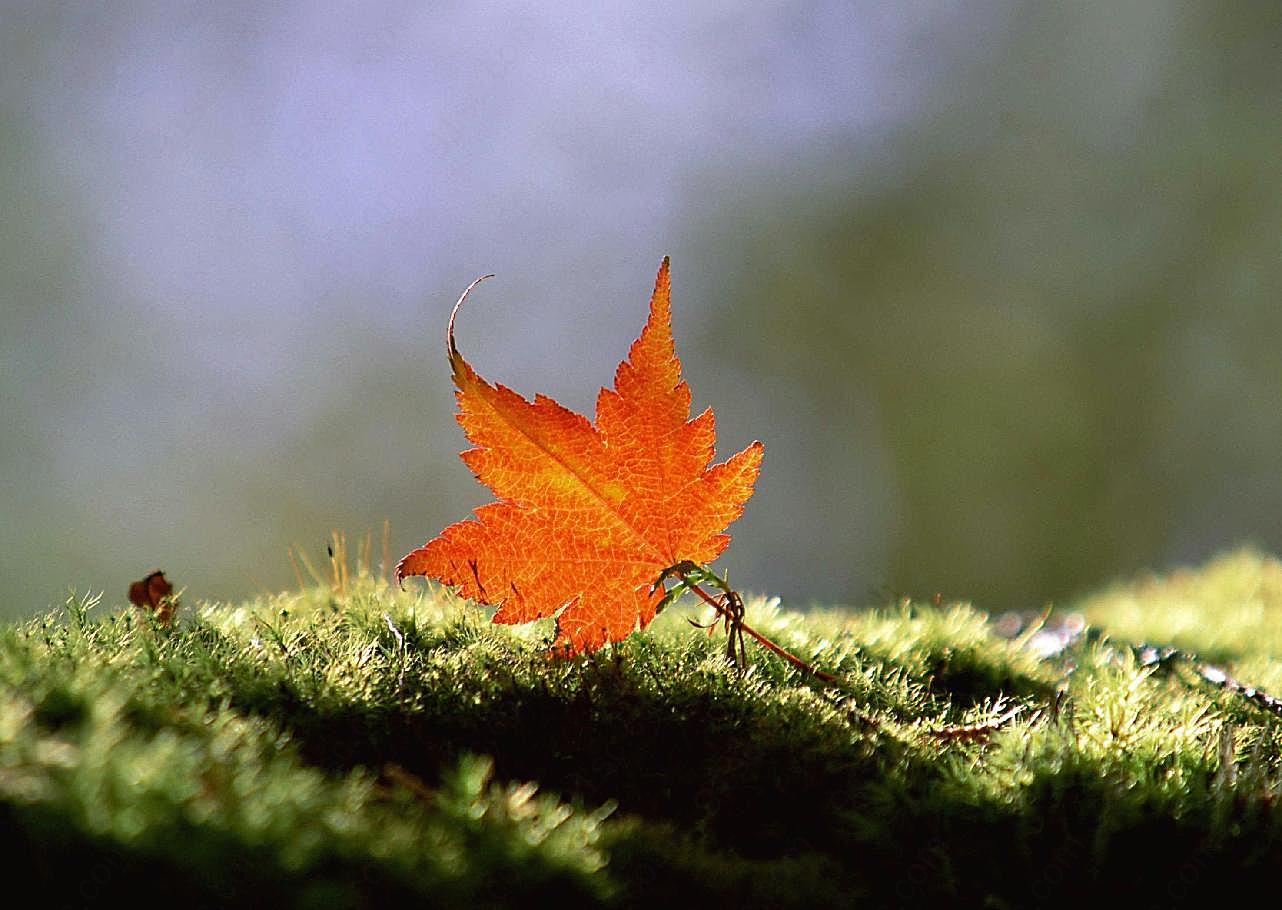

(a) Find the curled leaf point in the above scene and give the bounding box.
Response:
[447,274,495,369]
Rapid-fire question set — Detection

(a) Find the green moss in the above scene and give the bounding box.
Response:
[3,549,1282,906]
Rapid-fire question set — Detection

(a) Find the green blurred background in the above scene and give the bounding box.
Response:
[3,2,1281,618]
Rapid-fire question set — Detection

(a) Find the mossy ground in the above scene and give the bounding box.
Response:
[5,548,1282,907]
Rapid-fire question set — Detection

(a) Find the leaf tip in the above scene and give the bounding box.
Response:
[447,273,495,369]
[654,255,670,295]
[393,548,423,588]
[645,256,673,336]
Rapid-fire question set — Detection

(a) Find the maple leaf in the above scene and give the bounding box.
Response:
[397,258,763,655]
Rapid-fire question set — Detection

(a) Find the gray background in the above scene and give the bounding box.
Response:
[3,2,1281,618]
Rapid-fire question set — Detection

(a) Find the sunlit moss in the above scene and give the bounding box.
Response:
[3,552,1282,905]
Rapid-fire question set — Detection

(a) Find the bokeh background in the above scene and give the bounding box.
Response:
[3,2,1281,619]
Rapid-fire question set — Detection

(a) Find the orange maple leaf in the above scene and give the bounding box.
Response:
[397,258,763,655]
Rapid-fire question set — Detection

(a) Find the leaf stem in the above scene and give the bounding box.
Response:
[658,562,838,684]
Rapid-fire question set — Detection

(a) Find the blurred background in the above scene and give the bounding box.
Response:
[3,2,1281,620]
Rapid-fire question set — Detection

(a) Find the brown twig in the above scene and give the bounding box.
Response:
[667,564,839,684]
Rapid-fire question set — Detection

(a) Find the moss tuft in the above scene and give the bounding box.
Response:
[3,549,1282,906]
